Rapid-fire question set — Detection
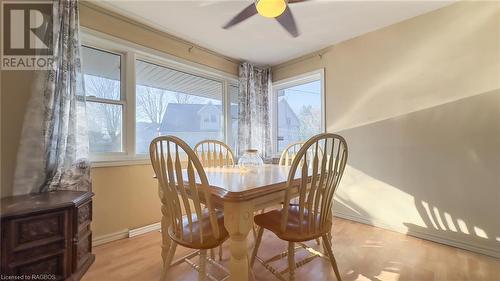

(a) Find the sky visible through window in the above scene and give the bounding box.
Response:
[277,80,322,151]
[280,80,321,113]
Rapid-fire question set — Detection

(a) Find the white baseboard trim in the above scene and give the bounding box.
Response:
[333,211,500,259]
[128,222,161,238]
[93,222,161,247]
[93,229,129,246]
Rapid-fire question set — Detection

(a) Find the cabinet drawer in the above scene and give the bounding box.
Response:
[14,252,66,281]
[12,240,66,262]
[73,232,92,270]
[10,211,68,252]
[76,201,92,232]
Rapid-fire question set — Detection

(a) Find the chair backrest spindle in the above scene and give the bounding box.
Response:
[194,140,235,168]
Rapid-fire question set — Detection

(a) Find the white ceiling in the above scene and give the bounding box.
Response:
[93,0,453,66]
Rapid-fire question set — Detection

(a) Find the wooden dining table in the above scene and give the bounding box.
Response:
[162,164,299,281]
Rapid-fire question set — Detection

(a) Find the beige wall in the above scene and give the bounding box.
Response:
[0,3,239,240]
[1,71,35,197]
[90,165,161,238]
[273,2,500,257]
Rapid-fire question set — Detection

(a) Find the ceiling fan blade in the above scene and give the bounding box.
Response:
[288,0,309,3]
[223,3,258,29]
[276,6,299,37]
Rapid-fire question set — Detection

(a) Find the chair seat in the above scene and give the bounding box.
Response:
[254,206,332,242]
[168,209,229,249]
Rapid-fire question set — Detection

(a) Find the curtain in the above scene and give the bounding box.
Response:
[13,0,90,195]
[237,62,272,159]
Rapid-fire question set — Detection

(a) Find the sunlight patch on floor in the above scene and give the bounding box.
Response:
[375,270,400,281]
[362,239,384,248]
[353,271,400,281]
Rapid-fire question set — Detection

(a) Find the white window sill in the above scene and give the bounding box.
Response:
[90,158,151,168]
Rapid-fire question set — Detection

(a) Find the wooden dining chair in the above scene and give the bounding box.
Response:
[279,141,322,245]
[194,140,235,168]
[194,140,235,260]
[278,142,304,167]
[150,136,229,281]
[279,141,324,167]
[250,133,348,281]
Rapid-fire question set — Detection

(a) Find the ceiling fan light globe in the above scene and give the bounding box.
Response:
[256,0,287,18]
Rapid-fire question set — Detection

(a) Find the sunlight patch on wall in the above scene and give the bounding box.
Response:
[336,165,426,232]
[433,206,448,230]
[473,226,489,239]
[443,212,458,232]
[456,219,470,235]
[334,165,500,251]
[421,201,438,229]
[334,196,363,216]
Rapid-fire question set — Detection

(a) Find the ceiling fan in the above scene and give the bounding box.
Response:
[222,0,307,37]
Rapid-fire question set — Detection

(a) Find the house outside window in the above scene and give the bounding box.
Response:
[135,59,224,152]
[272,70,325,154]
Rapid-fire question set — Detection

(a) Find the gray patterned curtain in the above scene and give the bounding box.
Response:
[237,62,272,159]
[13,0,90,195]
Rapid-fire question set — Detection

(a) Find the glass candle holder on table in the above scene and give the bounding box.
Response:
[238,149,264,172]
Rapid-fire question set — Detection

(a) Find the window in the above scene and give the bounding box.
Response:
[82,46,124,153]
[273,70,324,153]
[135,60,224,153]
[81,31,238,163]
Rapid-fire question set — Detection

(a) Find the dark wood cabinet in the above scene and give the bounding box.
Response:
[1,191,94,280]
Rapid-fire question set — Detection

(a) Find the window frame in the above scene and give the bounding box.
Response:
[81,45,128,160]
[271,69,326,156]
[226,83,239,155]
[81,28,238,166]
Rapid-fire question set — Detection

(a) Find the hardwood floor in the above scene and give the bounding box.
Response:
[82,218,500,281]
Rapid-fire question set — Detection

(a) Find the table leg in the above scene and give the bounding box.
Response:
[158,186,173,281]
[160,209,172,261]
[224,201,253,281]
